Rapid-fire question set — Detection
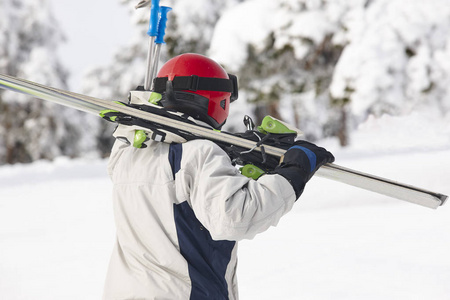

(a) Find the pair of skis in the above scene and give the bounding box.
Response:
[0,73,447,209]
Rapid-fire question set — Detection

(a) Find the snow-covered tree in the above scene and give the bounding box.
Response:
[0,0,82,164]
[330,0,450,121]
[211,0,450,145]
[209,0,349,140]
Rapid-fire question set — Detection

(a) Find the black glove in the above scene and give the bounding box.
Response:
[272,140,335,199]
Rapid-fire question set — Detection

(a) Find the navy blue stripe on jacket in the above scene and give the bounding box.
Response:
[169,143,236,299]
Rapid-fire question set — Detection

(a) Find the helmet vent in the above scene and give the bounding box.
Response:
[220,99,226,110]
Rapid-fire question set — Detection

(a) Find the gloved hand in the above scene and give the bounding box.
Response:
[272,140,335,199]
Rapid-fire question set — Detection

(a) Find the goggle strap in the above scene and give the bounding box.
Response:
[153,75,234,94]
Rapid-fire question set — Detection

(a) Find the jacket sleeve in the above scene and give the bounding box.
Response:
[175,140,296,241]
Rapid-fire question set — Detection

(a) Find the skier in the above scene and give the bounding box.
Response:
[103,53,334,299]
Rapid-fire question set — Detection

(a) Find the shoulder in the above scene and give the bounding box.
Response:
[182,139,228,157]
[180,139,233,170]
[109,140,174,182]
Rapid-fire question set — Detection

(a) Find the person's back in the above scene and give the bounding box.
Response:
[105,140,194,298]
[104,138,297,299]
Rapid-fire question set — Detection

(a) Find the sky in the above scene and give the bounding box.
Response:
[50,0,134,92]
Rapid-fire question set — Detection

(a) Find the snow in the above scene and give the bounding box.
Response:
[209,0,336,71]
[209,0,283,71]
[0,158,114,299]
[209,0,450,135]
[0,113,449,299]
[329,0,450,118]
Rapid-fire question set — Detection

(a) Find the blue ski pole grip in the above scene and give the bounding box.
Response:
[155,6,172,44]
[147,0,160,37]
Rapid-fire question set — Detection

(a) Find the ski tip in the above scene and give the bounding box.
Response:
[438,194,448,206]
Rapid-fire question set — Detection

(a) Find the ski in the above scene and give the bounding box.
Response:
[0,73,447,209]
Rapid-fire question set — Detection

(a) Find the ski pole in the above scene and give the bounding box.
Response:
[150,6,172,90]
[143,0,160,90]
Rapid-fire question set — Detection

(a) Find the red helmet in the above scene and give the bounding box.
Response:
[153,53,238,129]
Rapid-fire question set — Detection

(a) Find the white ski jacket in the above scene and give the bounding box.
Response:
[103,138,296,300]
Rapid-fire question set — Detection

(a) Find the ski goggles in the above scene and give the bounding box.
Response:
[152,74,238,102]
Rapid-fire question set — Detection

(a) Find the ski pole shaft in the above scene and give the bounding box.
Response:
[144,38,156,90]
[150,6,171,90]
[144,0,160,90]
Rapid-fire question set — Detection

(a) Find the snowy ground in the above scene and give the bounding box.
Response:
[0,113,449,299]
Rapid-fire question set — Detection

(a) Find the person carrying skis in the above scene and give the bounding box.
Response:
[103,53,334,299]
